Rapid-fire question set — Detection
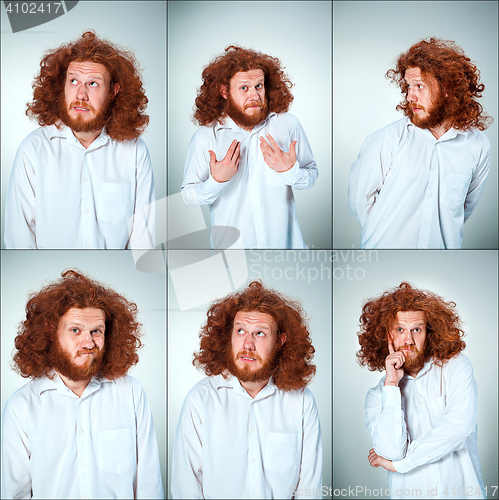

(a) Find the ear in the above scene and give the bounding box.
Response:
[280,332,287,346]
[220,84,228,100]
[112,82,120,97]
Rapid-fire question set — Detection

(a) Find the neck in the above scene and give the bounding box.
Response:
[239,378,269,398]
[57,370,91,398]
[73,128,102,148]
[429,122,451,140]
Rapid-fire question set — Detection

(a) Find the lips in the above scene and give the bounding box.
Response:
[240,355,256,361]
[73,106,90,111]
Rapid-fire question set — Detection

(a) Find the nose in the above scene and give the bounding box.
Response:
[401,331,414,345]
[76,84,88,101]
[248,87,259,100]
[243,333,255,351]
[407,88,417,103]
[80,330,96,349]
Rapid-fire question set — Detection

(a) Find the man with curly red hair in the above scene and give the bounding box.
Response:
[171,281,322,498]
[1,270,164,499]
[4,30,155,249]
[348,37,493,249]
[356,282,485,499]
[181,45,318,249]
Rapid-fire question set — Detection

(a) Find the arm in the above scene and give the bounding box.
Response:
[393,355,478,473]
[171,392,203,499]
[1,397,32,499]
[464,136,491,223]
[4,144,37,248]
[347,130,390,227]
[128,140,156,250]
[132,380,164,499]
[295,390,323,499]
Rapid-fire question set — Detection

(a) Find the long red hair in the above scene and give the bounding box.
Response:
[357,282,466,372]
[13,269,142,380]
[26,30,149,141]
[193,281,316,391]
[386,37,493,131]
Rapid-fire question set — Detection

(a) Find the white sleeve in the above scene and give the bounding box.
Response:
[295,389,323,499]
[4,143,37,249]
[128,140,156,250]
[132,380,164,499]
[348,130,391,228]
[1,396,32,499]
[171,391,204,499]
[393,356,478,473]
[181,132,228,207]
[464,135,491,223]
[365,380,409,461]
[277,116,318,190]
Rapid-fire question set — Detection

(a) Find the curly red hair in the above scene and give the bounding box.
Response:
[193,281,315,391]
[386,37,493,131]
[13,269,142,380]
[357,282,466,372]
[193,45,294,126]
[26,30,149,141]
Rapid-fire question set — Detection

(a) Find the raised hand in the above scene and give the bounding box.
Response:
[384,334,405,387]
[259,134,297,173]
[368,449,396,472]
[209,140,241,183]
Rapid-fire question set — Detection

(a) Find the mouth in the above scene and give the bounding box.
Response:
[73,106,90,112]
[240,356,257,362]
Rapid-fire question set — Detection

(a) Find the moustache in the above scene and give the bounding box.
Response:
[237,350,262,361]
[76,348,99,356]
[409,102,426,111]
[70,100,96,112]
[245,101,263,109]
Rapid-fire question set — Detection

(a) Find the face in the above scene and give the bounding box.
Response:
[227,310,286,383]
[404,67,446,130]
[221,69,268,129]
[61,61,119,133]
[51,307,106,381]
[389,310,427,369]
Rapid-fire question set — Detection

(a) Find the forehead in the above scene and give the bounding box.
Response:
[394,310,426,325]
[404,67,423,81]
[59,307,106,325]
[67,61,110,81]
[233,310,276,329]
[230,69,265,85]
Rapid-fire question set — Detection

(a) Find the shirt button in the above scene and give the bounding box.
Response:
[419,402,423,405]
[85,209,90,214]
[82,463,87,468]
[251,428,255,433]
[432,167,436,171]
[258,229,262,234]
[86,239,91,244]
[251,156,254,160]
[253,490,257,494]
[429,193,433,197]
[254,205,259,209]
[425,220,429,224]
[84,178,89,183]
[420,246,426,249]
[80,429,84,434]
[425,427,429,431]
[252,459,256,464]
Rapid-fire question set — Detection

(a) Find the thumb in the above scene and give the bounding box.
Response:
[208,150,216,163]
[289,140,297,155]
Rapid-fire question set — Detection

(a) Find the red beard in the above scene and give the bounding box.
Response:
[225,340,281,383]
[48,336,105,382]
[397,344,428,371]
[58,94,113,134]
[226,92,269,129]
[407,89,447,130]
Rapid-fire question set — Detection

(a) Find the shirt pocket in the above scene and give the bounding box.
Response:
[264,432,300,474]
[97,428,135,474]
[440,172,471,216]
[98,183,134,224]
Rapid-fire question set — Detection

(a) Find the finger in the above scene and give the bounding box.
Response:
[388,335,395,354]
[232,142,241,161]
[266,134,282,152]
[259,136,273,153]
[289,140,297,154]
[225,140,238,160]
[208,150,216,164]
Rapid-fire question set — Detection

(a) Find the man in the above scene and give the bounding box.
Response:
[5,30,155,249]
[181,45,318,249]
[357,282,485,499]
[348,37,492,249]
[1,270,164,499]
[171,281,323,498]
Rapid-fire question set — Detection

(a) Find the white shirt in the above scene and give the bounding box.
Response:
[365,354,485,499]
[171,375,323,499]
[4,125,156,249]
[348,118,491,249]
[1,372,164,499]
[181,113,318,249]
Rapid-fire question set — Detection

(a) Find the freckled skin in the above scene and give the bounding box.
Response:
[221,69,266,116]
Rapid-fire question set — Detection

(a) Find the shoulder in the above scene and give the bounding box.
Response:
[269,112,303,130]
[17,126,55,151]
[185,376,217,401]
[442,353,474,374]
[2,378,40,414]
[368,118,408,141]
[464,128,491,150]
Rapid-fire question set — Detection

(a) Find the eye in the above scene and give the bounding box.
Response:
[71,327,79,334]
[70,78,78,85]
[241,86,247,91]
[237,328,245,334]
[89,81,98,87]
[255,331,265,337]
[91,329,103,335]
[413,327,421,333]
[256,84,263,89]
[397,328,404,333]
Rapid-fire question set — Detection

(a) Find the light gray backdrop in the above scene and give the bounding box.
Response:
[0,1,167,248]
[168,250,333,498]
[333,250,498,499]
[333,1,498,249]
[168,1,332,249]
[0,250,167,497]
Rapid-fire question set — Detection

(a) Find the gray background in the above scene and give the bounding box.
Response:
[333,250,498,499]
[333,1,498,249]
[0,1,167,248]
[0,250,167,497]
[168,1,332,249]
[168,250,333,498]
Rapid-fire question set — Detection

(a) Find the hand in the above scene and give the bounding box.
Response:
[209,140,240,183]
[259,134,297,173]
[384,335,405,387]
[368,449,396,472]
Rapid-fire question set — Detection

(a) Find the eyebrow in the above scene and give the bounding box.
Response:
[67,72,104,81]
[395,323,425,328]
[234,322,271,331]
[67,322,106,329]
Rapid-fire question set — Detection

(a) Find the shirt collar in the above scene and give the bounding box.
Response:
[405,116,468,141]
[38,369,114,397]
[211,373,277,400]
[213,112,277,134]
[47,124,110,150]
